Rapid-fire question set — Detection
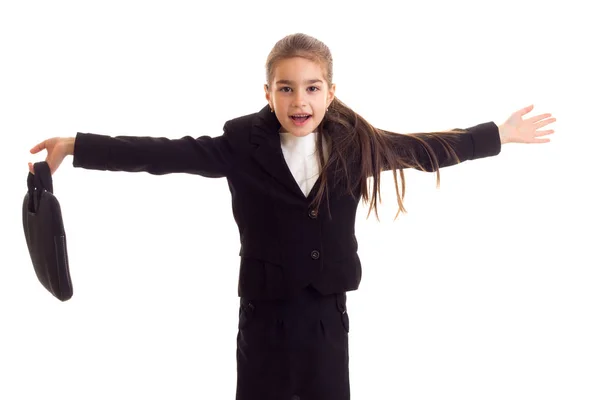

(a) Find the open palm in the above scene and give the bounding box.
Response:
[500,104,556,144]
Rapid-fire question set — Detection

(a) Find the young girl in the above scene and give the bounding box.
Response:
[28,33,556,400]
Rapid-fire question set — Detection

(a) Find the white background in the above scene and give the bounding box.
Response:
[1,0,598,399]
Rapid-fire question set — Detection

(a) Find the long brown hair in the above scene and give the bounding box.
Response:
[265,33,465,221]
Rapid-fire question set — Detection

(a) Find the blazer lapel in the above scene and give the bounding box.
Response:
[251,104,312,199]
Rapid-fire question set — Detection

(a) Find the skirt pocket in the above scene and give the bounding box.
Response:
[335,293,349,333]
[238,298,256,330]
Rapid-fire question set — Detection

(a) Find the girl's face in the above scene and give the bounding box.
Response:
[264,57,336,137]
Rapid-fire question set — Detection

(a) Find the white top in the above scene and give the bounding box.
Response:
[279,131,329,197]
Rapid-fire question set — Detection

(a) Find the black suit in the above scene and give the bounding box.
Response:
[73,104,501,400]
[73,103,501,300]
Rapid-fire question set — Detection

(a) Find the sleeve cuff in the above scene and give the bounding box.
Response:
[469,121,502,160]
[72,132,112,170]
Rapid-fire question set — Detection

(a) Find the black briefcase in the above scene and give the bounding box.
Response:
[22,161,73,301]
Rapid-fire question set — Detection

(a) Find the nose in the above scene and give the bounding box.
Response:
[292,90,306,106]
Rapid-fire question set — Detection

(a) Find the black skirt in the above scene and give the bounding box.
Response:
[236,285,350,400]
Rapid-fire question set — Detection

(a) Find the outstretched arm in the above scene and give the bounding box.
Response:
[382,121,501,172]
[72,126,234,178]
[28,124,235,178]
[383,104,556,172]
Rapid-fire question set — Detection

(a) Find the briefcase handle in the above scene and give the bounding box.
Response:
[26,162,53,214]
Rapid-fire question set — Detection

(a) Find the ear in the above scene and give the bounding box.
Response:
[264,84,271,103]
[327,83,336,107]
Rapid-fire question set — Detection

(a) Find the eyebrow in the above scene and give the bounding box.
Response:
[275,79,324,85]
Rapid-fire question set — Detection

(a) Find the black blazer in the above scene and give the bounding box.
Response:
[73,104,501,299]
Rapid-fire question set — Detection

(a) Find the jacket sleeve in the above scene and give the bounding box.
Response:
[383,121,501,172]
[72,126,234,178]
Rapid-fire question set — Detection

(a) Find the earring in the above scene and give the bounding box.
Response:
[326,108,329,112]
[270,107,274,113]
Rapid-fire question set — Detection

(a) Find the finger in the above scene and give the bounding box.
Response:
[535,118,557,129]
[531,137,551,143]
[528,113,553,123]
[28,162,34,175]
[517,104,534,117]
[535,129,555,137]
[30,140,47,154]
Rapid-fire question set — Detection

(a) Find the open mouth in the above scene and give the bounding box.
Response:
[290,114,312,125]
[290,114,311,120]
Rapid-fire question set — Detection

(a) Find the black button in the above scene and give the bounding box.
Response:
[311,250,320,260]
[308,209,318,219]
